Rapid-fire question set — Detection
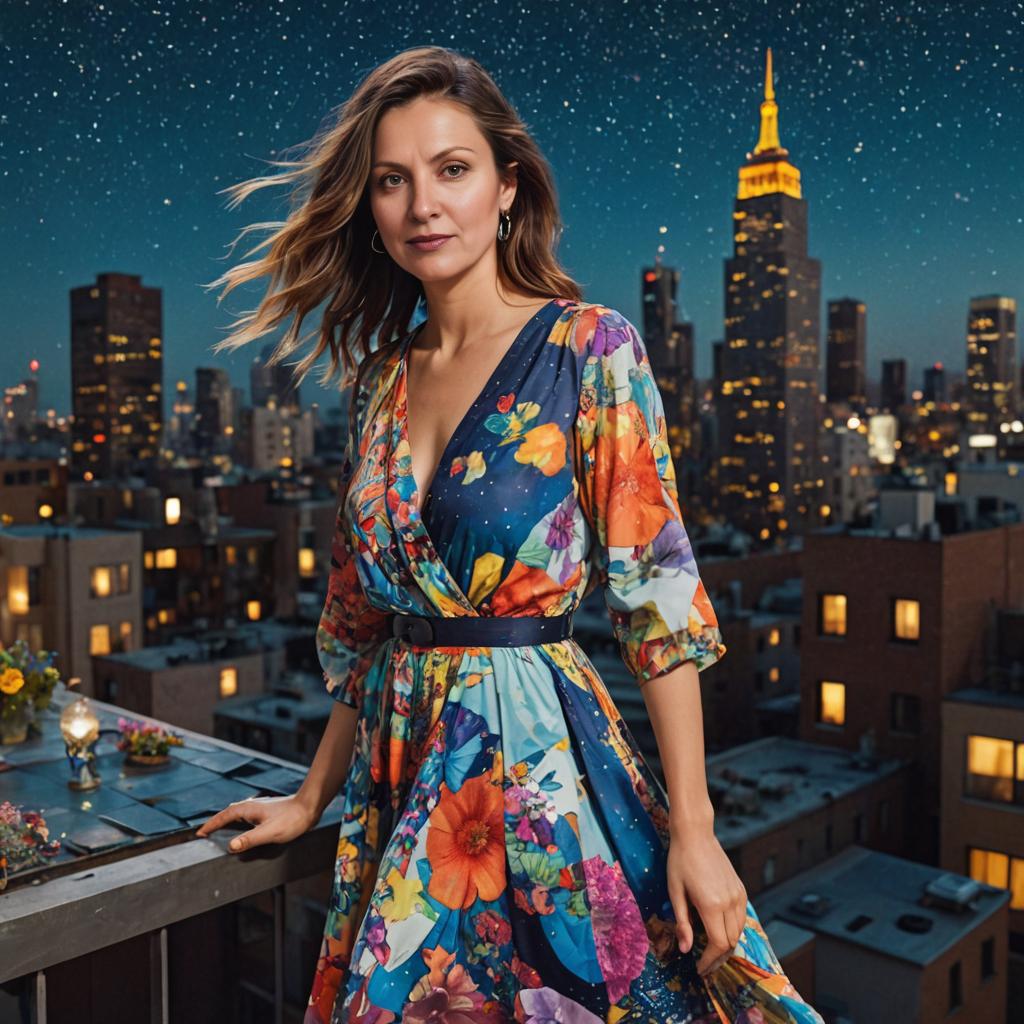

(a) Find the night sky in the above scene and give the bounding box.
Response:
[3,1,1022,419]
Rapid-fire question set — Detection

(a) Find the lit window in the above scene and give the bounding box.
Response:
[155,548,177,569]
[818,680,845,726]
[220,666,238,698]
[247,599,261,621]
[965,735,1015,803]
[893,598,920,641]
[247,546,259,567]
[298,547,316,577]
[89,624,111,655]
[165,496,181,525]
[90,566,112,598]
[225,545,237,566]
[769,666,780,684]
[7,566,29,615]
[144,550,154,569]
[768,627,780,646]
[968,847,1024,910]
[820,594,847,636]
[118,562,131,593]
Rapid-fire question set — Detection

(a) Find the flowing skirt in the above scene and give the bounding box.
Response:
[304,637,825,1024]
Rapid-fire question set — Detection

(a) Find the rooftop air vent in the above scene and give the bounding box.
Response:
[895,913,934,934]
[922,874,982,912]
[758,776,795,798]
[792,892,831,918]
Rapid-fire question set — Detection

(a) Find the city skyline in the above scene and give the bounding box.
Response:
[4,1,1023,418]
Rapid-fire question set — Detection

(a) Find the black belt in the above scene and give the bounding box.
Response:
[390,611,574,647]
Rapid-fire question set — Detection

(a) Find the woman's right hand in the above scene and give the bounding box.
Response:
[194,793,320,852]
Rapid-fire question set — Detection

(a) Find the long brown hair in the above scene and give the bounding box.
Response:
[203,45,583,392]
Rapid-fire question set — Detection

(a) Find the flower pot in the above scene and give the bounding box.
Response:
[125,752,170,766]
[0,703,33,745]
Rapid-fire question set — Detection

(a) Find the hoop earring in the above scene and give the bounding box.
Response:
[497,210,512,242]
[371,229,386,255]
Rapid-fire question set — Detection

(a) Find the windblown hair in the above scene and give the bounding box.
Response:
[203,45,583,392]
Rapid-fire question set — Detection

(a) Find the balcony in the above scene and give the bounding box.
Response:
[0,685,346,1023]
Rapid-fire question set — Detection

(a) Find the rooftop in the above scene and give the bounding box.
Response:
[0,523,122,540]
[755,845,1009,966]
[943,686,1024,711]
[704,736,907,849]
[96,620,305,672]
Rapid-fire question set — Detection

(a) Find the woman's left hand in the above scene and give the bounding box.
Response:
[666,822,748,977]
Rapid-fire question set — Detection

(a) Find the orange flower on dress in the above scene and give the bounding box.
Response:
[514,422,568,476]
[595,403,673,548]
[427,772,505,910]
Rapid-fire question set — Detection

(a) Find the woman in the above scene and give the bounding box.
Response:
[196,46,824,1024]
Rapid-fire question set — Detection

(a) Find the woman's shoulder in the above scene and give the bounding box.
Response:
[560,300,641,358]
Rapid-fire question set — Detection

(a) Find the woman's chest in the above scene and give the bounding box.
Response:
[342,316,592,609]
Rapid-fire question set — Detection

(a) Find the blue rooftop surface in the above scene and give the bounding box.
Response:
[754,845,1009,966]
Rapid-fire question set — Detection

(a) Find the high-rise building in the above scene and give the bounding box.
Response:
[923,362,948,405]
[2,374,39,442]
[880,358,907,413]
[70,272,164,480]
[966,294,1017,434]
[825,298,867,409]
[640,264,699,465]
[251,341,302,412]
[194,367,234,456]
[717,47,823,543]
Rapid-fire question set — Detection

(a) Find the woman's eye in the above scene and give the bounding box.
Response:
[378,165,467,189]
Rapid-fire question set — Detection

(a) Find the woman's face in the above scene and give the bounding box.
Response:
[368,96,516,284]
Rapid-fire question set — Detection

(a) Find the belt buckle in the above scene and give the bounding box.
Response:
[396,614,434,645]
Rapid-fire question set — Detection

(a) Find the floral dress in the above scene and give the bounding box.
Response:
[305,298,824,1024]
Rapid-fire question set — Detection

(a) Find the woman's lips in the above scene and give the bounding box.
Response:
[408,236,452,251]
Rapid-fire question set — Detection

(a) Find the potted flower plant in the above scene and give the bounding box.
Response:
[0,640,61,745]
[116,716,184,766]
[0,799,62,891]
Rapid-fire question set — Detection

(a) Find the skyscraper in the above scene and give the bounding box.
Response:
[881,358,907,413]
[717,48,823,543]
[922,363,948,405]
[966,295,1017,434]
[640,263,698,465]
[194,367,234,457]
[70,272,164,480]
[251,341,303,412]
[826,298,867,409]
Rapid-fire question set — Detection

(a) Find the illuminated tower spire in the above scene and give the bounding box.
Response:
[737,47,802,200]
[754,47,781,154]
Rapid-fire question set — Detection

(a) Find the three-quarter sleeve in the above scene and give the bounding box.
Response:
[317,362,392,708]
[574,307,727,685]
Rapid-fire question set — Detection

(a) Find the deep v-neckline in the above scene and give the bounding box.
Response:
[399,297,560,509]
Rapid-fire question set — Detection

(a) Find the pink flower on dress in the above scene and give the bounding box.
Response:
[402,962,495,1024]
[580,855,648,1004]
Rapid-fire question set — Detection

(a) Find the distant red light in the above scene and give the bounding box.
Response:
[29,359,40,372]
[93,433,106,443]
[644,272,657,282]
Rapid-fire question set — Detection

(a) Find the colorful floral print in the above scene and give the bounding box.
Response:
[306,298,823,1024]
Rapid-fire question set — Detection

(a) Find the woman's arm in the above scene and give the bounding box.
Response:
[295,699,360,821]
[642,660,747,979]
[195,698,360,851]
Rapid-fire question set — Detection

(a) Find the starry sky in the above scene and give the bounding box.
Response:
[3,0,1022,419]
